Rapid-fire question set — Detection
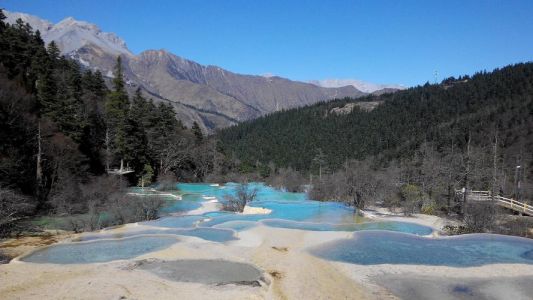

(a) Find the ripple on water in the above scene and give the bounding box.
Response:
[309,231,533,267]
[20,236,178,264]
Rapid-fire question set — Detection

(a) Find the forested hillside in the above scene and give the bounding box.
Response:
[0,11,219,235]
[218,63,533,219]
[219,63,533,172]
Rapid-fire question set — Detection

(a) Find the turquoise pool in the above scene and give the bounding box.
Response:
[77,227,237,243]
[309,231,533,266]
[23,182,533,266]
[261,219,433,235]
[20,236,178,264]
[183,183,432,235]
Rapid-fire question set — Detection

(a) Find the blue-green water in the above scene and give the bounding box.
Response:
[144,215,205,228]
[310,231,533,266]
[261,219,433,235]
[77,228,237,243]
[21,182,532,266]
[522,249,533,260]
[142,183,432,235]
[20,236,177,264]
[213,221,258,231]
[159,195,202,213]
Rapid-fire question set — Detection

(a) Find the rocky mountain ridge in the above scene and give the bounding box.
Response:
[4,10,398,131]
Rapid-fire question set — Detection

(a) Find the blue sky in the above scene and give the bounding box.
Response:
[2,0,533,86]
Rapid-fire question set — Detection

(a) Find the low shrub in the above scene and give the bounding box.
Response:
[421,201,438,215]
[222,183,257,212]
[443,225,473,235]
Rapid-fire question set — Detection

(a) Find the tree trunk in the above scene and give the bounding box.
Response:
[36,121,42,200]
[491,130,498,201]
[447,141,455,212]
[105,129,110,171]
[462,133,471,214]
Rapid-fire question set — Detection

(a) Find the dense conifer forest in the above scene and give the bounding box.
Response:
[218,64,533,173]
[218,63,533,229]
[0,11,219,234]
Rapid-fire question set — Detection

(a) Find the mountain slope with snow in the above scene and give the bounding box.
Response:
[309,79,405,93]
[5,11,131,56]
[4,10,400,131]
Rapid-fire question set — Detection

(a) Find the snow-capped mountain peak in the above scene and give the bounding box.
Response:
[4,10,132,56]
[309,79,406,93]
[4,11,53,33]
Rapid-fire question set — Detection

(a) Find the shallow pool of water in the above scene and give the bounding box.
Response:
[77,227,237,243]
[196,183,365,227]
[20,236,178,264]
[21,183,533,267]
[213,221,258,231]
[159,194,203,214]
[309,231,533,266]
[145,183,433,237]
[143,215,205,228]
[261,219,433,235]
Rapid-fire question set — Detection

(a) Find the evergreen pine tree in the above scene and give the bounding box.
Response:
[105,56,130,162]
[54,62,86,141]
[123,112,148,175]
[47,41,60,62]
[36,65,57,117]
[192,121,203,144]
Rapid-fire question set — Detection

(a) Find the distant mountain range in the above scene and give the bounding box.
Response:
[5,10,402,131]
[308,79,405,93]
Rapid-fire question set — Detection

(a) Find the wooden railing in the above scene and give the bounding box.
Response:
[456,190,533,216]
[494,195,533,216]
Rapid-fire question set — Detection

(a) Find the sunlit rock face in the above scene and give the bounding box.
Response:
[329,101,383,115]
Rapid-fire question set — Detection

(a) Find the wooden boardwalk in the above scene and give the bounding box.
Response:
[457,190,533,216]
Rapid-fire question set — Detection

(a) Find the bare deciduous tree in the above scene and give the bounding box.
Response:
[464,202,497,232]
[268,167,305,192]
[0,188,33,237]
[222,182,258,212]
[159,137,191,175]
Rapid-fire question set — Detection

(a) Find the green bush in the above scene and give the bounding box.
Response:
[421,201,438,215]
[400,184,423,215]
